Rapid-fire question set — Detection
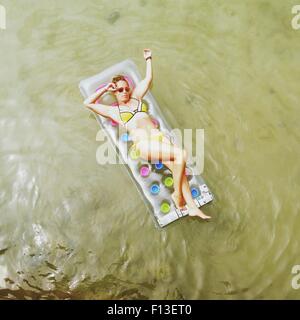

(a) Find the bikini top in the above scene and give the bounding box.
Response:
[118,97,148,124]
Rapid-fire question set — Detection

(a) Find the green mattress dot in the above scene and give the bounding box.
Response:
[160,202,170,214]
[164,176,173,187]
[129,147,140,160]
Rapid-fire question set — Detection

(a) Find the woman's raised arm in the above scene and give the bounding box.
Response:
[132,49,153,99]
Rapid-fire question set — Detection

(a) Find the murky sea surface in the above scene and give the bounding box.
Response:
[0,0,300,299]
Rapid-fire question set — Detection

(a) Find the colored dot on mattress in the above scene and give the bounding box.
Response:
[110,119,118,127]
[163,176,173,187]
[191,187,200,198]
[121,133,129,142]
[151,118,159,128]
[160,202,170,214]
[140,165,150,177]
[185,168,192,175]
[129,148,140,160]
[150,183,160,195]
[155,162,164,170]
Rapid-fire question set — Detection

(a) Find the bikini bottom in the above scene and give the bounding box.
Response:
[129,131,170,159]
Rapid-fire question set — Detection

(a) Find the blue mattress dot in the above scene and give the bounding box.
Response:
[155,162,164,170]
[150,184,160,195]
[121,133,129,142]
[191,187,200,199]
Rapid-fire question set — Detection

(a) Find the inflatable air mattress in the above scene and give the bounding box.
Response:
[79,59,213,228]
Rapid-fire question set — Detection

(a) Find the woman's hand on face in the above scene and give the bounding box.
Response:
[104,82,117,93]
[143,48,152,60]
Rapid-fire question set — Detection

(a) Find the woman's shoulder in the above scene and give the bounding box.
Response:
[130,96,142,103]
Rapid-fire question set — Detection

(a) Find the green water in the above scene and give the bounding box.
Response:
[0,0,300,299]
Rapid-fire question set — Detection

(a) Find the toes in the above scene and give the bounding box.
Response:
[188,209,211,220]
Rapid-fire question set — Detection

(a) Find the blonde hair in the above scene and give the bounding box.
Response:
[112,75,128,85]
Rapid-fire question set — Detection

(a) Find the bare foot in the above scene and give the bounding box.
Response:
[188,207,211,220]
[171,191,186,209]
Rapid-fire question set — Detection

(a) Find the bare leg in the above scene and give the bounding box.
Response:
[136,139,186,208]
[162,160,185,209]
[181,174,211,219]
[163,161,211,220]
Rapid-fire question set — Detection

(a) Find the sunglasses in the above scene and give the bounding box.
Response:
[116,86,130,93]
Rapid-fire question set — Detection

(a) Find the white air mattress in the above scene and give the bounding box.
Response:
[79,59,214,228]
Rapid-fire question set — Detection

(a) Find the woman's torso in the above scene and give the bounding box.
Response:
[117,96,159,142]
